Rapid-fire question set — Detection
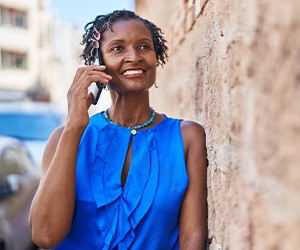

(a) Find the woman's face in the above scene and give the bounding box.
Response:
[100,19,157,93]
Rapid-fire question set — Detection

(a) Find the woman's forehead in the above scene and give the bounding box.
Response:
[102,19,152,40]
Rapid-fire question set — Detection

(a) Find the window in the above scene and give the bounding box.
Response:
[1,50,27,69]
[0,6,27,28]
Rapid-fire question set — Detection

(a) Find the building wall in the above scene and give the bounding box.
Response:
[136,0,300,249]
[0,0,53,92]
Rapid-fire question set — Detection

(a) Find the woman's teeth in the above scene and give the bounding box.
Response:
[123,69,143,75]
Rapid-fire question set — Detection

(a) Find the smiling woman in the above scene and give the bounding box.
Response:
[29,10,208,250]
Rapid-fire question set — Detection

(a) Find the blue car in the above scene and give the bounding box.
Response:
[0,102,65,175]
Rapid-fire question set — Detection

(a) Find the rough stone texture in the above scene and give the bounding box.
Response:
[136,0,300,249]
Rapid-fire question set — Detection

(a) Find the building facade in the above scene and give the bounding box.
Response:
[50,19,82,108]
[0,0,53,99]
[0,0,84,106]
[136,0,300,249]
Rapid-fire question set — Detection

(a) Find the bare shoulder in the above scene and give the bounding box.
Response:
[41,125,65,176]
[180,120,207,176]
[46,125,65,148]
[180,120,206,151]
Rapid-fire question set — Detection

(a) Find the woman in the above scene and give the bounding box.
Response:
[29,10,208,250]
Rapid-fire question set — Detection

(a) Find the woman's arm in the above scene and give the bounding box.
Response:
[29,124,83,248]
[179,121,208,250]
[29,66,112,248]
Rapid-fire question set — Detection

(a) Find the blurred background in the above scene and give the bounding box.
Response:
[0,0,134,249]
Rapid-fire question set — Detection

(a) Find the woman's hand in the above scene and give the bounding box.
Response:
[66,65,112,130]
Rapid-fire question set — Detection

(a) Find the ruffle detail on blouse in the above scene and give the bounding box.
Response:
[90,124,159,250]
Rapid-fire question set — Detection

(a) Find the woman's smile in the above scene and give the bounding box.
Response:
[122,68,145,78]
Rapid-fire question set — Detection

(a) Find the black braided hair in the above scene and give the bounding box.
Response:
[81,10,168,67]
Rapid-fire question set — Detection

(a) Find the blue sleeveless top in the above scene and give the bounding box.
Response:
[53,113,189,250]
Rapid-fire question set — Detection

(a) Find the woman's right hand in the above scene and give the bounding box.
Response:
[66,65,112,130]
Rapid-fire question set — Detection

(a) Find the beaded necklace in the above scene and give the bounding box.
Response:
[103,108,156,135]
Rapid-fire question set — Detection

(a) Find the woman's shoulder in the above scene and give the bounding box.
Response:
[41,125,65,176]
[46,125,65,147]
[158,114,205,140]
[180,120,205,135]
[180,120,206,151]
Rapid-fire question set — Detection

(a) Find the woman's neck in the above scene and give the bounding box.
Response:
[108,92,152,128]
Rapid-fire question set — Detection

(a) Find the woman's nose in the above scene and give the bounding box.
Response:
[124,48,142,63]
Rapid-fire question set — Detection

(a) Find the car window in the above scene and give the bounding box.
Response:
[0,146,31,188]
[0,112,61,140]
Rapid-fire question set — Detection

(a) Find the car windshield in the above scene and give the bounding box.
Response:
[0,112,61,141]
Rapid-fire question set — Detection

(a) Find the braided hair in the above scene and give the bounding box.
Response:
[81,10,168,67]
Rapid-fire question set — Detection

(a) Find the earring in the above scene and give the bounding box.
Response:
[104,85,109,91]
[154,82,158,88]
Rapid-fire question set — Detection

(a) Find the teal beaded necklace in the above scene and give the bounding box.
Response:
[103,108,156,135]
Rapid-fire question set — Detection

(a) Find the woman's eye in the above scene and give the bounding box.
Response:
[140,44,150,50]
[112,46,123,51]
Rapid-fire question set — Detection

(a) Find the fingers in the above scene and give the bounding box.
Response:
[71,65,112,89]
[72,65,105,80]
[67,65,112,109]
[68,65,112,103]
[77,70,111,89]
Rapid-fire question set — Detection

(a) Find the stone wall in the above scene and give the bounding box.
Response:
[136,0,300,249]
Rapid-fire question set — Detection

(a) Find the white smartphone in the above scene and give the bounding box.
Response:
[90,82,103,105]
